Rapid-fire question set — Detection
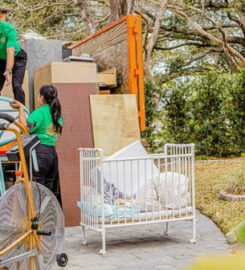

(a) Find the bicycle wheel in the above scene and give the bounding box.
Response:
[0,182,65,270]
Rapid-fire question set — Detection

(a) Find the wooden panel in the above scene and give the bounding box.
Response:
[34,64,52,101]
[71,21,129,94]
[34,62,97,108]
[2,71,30,108]
[90,95,140,156]
[97,68,117,87]
[55,83,97,226]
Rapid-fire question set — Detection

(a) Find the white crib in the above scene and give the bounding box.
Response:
[78,142,196,254]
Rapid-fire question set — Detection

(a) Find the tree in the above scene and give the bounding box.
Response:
[146,0,245,81]
[3,0,244,80]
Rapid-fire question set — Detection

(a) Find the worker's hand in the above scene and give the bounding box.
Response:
[10,101,22,109]
[3,70,11,86]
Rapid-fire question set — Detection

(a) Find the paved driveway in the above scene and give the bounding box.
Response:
[59,211,230,270]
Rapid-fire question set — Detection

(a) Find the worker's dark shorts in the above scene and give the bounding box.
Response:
[33,144,58,192]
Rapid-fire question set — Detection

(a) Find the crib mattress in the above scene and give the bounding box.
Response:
[82,206,194,225]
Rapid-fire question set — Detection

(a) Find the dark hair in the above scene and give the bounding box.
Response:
[40,85,62,134]
[0,9,8,14]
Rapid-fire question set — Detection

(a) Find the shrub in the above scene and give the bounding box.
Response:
[225,166,245,195]
[148,70,245,157]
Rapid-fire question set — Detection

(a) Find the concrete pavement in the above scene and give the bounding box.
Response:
[57,211,231,270]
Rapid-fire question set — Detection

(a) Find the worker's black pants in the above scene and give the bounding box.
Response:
[0,49,27,105]
[33,144,59,193]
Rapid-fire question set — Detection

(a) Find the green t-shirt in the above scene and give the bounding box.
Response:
[0,22,21,60]
[27,104,63,146]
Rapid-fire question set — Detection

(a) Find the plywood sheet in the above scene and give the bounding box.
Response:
[72,21,128,94]
[55,83,97,226]
[90,95,140,156]
[34,62,97,108]
[2,71,29,108]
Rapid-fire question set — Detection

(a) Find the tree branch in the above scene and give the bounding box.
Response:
[135,10,150,55]
[145,0,169,76]
[167,5,245,68]
[154,42,214,51]
[75,0,97,34]
[15,0,74,12]
[184,49,222,67]
[227,12,245,36]
[159,67,212,83]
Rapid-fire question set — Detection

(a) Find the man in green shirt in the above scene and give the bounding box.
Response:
[0,9,27,105]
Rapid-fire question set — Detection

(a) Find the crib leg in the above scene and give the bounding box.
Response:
[99,228,106,255]
[163,222,169,236]
[81,225,88,246]
[190,218,197,244]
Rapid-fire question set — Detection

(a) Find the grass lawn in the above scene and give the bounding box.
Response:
[195,160,245,234]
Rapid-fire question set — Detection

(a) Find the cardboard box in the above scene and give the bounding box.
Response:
[34,62,97,107]
[2,71,29,109]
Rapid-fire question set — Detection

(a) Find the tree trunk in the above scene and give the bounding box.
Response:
[109,0,135,23]
[144,0,169,77]
[75,0,97,34]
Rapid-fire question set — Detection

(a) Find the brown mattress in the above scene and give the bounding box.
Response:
[54,83,97,226]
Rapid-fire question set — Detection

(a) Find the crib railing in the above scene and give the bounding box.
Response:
[78,143,196,254]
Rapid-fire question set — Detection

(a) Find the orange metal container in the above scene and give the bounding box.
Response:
[69,14,145,130]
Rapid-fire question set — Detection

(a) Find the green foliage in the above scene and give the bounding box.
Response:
[2,0,93,40]
[146,70,245,157]
[237,222,245,244]
[186,73,233,156]
[141,79,163,152]
[163,82,190,143]
[228,69,245,154]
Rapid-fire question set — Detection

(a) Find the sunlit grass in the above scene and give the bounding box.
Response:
[195,160,245,234]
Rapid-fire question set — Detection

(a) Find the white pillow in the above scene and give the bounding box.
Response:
[92,140,160,197]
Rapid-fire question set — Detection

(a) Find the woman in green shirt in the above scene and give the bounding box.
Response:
[12,85,63,192]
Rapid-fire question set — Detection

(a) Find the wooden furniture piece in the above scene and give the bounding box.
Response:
[97,68,117,88]
[34,62,97,108]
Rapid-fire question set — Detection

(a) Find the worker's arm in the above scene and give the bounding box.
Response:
[11,101,43,134]
[3,47,15,86]
[18,106,28,127]
[4,27,18,86]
